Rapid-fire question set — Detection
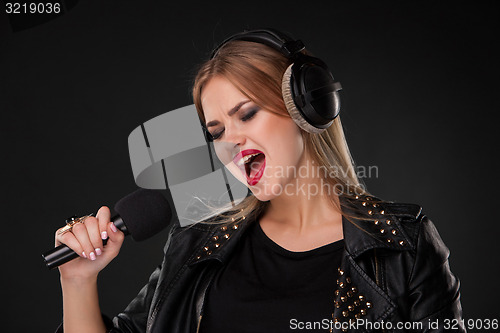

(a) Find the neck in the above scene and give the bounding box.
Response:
[263,156,342,233]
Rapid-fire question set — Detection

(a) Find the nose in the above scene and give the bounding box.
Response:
[214,125,246,165]
[223,124,246,148]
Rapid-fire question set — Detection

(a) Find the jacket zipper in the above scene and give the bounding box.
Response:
[196,315,202,333]
[374,249,380,287]
[373,249,387,333]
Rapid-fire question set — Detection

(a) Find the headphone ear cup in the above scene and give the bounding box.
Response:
[282,64,324,134]
[282,56,341,134]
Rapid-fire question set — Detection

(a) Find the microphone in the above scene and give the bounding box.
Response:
[42,189,172,269]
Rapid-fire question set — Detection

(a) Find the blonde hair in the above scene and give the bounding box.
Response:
[191,40,377,226]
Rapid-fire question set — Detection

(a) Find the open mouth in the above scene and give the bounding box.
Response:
[234,150,266,186]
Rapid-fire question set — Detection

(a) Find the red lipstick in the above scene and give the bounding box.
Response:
[233,149,266,186]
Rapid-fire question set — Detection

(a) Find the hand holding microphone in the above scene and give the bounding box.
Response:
[43,189,172,280]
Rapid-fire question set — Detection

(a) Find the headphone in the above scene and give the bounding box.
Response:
[208,28,342,136]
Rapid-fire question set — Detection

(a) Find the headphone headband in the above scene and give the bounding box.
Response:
[210,28,306,59]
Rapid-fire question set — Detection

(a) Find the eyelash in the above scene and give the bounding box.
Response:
[210,109,258,140]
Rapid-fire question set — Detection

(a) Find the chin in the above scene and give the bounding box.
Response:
[250,190,275,202]
[227,165,285,202]
[247,179,284,202]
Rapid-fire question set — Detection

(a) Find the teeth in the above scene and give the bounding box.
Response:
[236,153,260,166]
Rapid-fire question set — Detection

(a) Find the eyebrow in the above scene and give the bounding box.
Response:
[206,100,251,128]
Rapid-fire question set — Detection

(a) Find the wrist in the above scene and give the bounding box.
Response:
[60,273,98,287]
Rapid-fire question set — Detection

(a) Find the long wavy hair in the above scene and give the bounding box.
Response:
[191,40,377,226]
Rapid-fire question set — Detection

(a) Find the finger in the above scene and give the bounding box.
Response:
[96,206,111,241]
[102,222,125,258]
[55,227,67,246]
[84,216,104,257]
[71,222,97,261]
[56,231,85,258]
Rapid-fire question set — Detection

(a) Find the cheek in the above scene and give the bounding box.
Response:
[270,120,303,156]
[260,116,304,171]
[259,113,301,144]
[226,163,246,184]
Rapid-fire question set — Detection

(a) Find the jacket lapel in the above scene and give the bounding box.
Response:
[332,194,417,331]
[340,194,416,256]
[332,253,395,331]
[187,213,253,267]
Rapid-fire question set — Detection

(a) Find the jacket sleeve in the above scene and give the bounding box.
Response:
[109,262,164,332]
[55,223,179,333]
[407,214,466,332]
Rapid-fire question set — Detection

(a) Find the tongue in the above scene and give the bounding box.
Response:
[248,154,265,178]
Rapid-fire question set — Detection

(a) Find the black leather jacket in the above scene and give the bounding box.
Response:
[56,194,465,332]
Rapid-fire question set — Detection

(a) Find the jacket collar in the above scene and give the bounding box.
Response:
[339,194,418,258]
[187,212,254,266]
[187,193,419,266]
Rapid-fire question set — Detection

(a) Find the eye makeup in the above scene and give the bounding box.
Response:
[209,106,260,140]
[240,108,258,121]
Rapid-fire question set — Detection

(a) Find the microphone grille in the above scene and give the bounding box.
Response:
[114,189,172,241]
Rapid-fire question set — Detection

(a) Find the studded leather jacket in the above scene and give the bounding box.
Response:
[56,194,465,333]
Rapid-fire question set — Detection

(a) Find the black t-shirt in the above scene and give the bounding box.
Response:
[199,220,345,333]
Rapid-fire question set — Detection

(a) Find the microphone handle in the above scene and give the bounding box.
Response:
[42,215,128,270]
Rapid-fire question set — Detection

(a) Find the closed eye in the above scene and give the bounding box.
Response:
[240,108,258,121]
[211,129,224,140]
[209,108,259,140]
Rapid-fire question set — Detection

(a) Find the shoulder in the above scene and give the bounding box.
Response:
[375,199,463,324]
[380,199,450,259]
[166,218,218,244]
[162,210,242,255]
[362,197,455,289]
[159,218,217,257]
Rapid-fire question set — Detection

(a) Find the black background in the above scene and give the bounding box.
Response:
[1,1,499,332]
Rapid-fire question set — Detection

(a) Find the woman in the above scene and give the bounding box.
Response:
[55,29,465,332]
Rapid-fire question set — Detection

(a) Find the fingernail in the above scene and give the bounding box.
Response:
[101,231,108,240]
[82,251,87,258]
[110,223,118,232]
[95,248,102,256]
[89,252,96,261]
